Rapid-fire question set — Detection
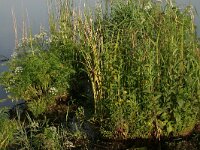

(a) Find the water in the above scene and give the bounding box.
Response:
[0,0,200,107]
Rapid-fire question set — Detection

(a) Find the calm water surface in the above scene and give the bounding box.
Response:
[0,0,200,107]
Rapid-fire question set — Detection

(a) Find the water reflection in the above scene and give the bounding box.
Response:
[0,0,49,57]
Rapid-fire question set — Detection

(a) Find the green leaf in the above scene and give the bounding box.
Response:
[177,98,184,107]
[152,95,162,101]
[167,122,173,133]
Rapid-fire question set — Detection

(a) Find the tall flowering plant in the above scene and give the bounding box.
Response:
[0,32,75,116]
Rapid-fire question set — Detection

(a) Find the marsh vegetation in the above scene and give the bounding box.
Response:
[0,0,200,149]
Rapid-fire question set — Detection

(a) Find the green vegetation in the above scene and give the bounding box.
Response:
[0,107,18,148]
[0,107,87,149]
[94,0,200,138]
[0,31,75,117]
[0,0,200,149]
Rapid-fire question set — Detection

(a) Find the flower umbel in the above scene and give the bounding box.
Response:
[144,2,152,11]
[49,87,58,95]
[15,67,23,74]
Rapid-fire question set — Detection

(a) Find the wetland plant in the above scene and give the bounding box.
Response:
[0,1,200,149]
[73,0,200,139]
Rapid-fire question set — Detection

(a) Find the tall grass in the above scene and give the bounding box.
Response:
[71,0,200,138]
[0,107,18,148]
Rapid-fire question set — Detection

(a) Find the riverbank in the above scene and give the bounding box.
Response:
[1,0,200,149]
[1,102,200,149]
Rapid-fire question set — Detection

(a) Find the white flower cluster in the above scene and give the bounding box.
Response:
[5,87,11,93]
[34,32,48,39]
[48,126,59,138]
[35,31,52,49]
[64,140,75,148]
[48,126,57,133]
[9,78,15,83]
[15,66,23,74]
[49,87,58,95]
[47,37,52,43]
[144,2,152,11]
[30,121,39,129]
[11,52,18,58]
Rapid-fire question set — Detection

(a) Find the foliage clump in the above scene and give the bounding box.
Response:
[75,0,200,138]
[0,32,75,116]
[0,108,18,148]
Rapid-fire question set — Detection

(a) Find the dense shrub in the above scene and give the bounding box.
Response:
[0,33,75,116]
[75,0,200,138]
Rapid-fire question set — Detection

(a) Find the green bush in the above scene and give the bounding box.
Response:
[0,32,75,116]
[75,0,200,138]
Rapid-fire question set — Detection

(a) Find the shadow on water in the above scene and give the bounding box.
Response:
[0,55,9,62]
